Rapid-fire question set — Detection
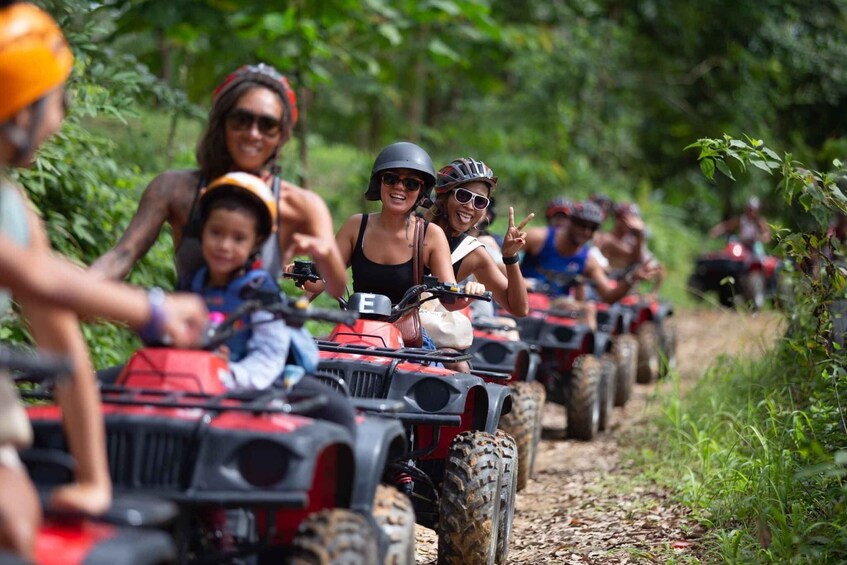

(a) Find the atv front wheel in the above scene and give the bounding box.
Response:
[635,322,660,384]
[373,484,415,565]
[527,380,546,479]
[494,431,517,565]
[741,271,766,311]
[289,509,378,565]
[612,334,638,406]
[566,355,601,441]
[500,381,539,491]
[598,353,617,432]
[659,322,677,378]
[438,431,501,565]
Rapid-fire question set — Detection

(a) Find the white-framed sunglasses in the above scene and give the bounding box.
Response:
[453,187,490,210]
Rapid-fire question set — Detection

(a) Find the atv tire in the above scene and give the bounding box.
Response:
[566,355,601,441]
[373,484,415,565]
[494,431,517,565]
[500,382,538,491]
[612,334,638,406]
[659,322,678,378]
[741,271,766,311]
[289,509,378,565]
[687,273,705,301]
[598,353,617,432]
[527,380,546,479]
[635,322,660,384]
[438,431,502,565]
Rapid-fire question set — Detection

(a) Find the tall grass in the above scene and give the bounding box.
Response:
[639,338,847,563]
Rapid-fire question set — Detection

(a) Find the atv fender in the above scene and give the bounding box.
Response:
[350,417,407,514]
[482,382,512,434]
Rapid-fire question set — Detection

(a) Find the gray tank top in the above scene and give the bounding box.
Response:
[0,180,31,315]
[174,175,281,289]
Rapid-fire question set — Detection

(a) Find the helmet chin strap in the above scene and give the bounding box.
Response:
[1,97,47,166]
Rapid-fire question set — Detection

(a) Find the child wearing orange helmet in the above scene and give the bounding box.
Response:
[0,2,207,558]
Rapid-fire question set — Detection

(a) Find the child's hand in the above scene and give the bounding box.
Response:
[214,345,231,361]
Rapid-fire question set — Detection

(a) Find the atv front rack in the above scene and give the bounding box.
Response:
[22,385,328,416]
[316,340,472,364]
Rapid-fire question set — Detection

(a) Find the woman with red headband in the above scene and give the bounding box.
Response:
[91,63,347,297]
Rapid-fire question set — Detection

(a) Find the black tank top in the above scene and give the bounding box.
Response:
[350,214,428,304]
[174,175,282,290]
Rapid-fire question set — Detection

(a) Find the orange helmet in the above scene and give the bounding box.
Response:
[0,3,73,123]
[200,172,278,244]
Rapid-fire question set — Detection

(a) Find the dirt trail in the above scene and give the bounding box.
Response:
[415,307,783,564]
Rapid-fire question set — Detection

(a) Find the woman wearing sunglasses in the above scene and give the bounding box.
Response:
[306,142,484,321]
[424,158,533,318]
[91,63,347,298]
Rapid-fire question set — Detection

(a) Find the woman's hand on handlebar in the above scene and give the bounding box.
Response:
[442,280,486,311]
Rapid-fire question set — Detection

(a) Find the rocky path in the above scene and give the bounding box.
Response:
[415,307,784,564]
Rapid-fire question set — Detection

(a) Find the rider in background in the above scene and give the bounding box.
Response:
[91,63,347,298]
[595,202,665,292]
[709,196,772,255]
[0,2,206,558]
[522,201,654,318]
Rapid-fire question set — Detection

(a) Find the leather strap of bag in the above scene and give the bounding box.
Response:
[413,217,424,285]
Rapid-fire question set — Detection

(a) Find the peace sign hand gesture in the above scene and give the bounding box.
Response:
[501,207,534,259]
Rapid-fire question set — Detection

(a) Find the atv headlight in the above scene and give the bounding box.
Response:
[408,378,452,412]
[478,342,511,365]
[553,326,574,343]
[237,440,289,488]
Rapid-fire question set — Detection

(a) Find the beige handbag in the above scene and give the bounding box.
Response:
[419,296,474,350]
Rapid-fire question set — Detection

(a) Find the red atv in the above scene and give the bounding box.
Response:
[688,238,781,310]
[466,315,544,492]
[618,293,676,384]
[23,297,413,565]
[290,266,517,565]
[508,289,607,441]
[3,345,178,565]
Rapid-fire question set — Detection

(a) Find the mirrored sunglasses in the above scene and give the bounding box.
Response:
[453,187,490,210]
[381,172,424,192]
[225,108,283,137]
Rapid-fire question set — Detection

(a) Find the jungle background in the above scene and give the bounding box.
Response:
[8,0,847,562]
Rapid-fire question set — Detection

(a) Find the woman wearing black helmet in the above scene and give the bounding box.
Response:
[91,63,347,298]
[307,142,483,316]
[424,157,533,317]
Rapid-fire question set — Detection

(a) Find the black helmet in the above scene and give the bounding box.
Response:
[570,201,604,226]
[434,158,497,195]
[365,142,436,202]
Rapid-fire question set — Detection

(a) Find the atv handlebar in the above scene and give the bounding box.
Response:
[390,275,492,321]
[205,295,358,351]
[0,345,73,382]
[282,260,323,288]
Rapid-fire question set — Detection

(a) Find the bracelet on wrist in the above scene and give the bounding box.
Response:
[502,254,519,266]
[139,287,167,344]
[624,271,636,285]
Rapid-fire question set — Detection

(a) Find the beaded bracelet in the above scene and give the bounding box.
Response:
[138,287,166,344]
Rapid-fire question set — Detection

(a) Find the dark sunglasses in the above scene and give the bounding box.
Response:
[571,218,599,232]
[453,187,490,210]
[225,108,283,137]
[381,172,424,192]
